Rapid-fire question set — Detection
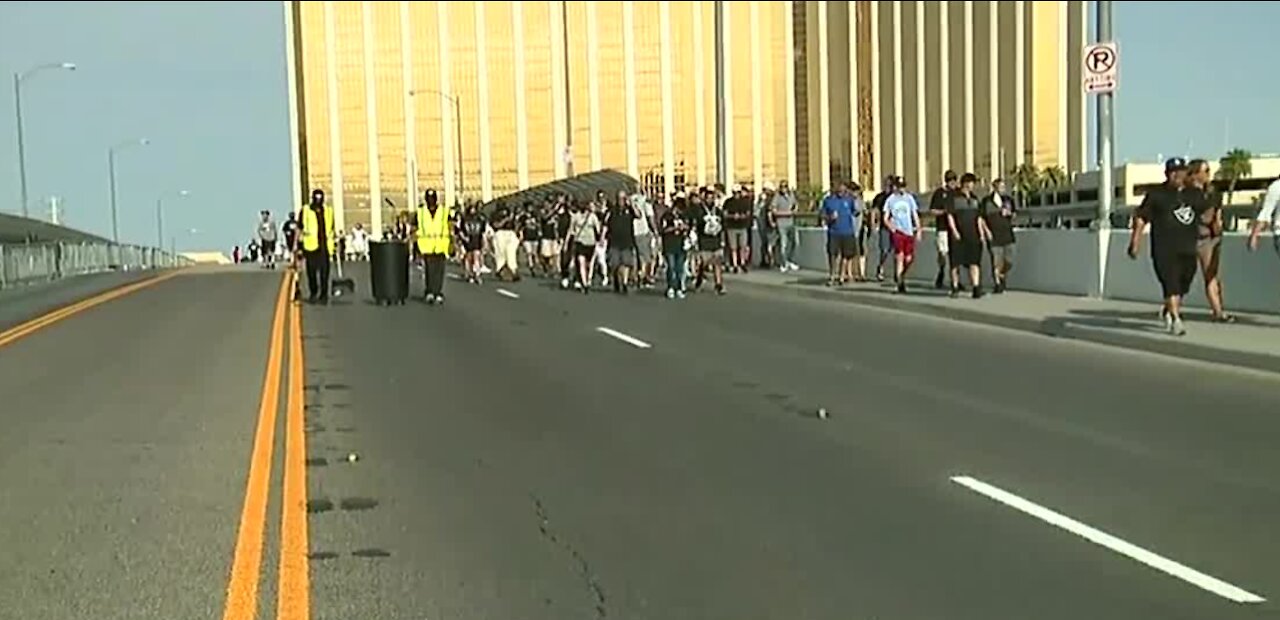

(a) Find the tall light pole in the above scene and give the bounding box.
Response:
[408,89,464,198]
[156,189,189,249]
[108,138,150,244]
[13,62,76,218]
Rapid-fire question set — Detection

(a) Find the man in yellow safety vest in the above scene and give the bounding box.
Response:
[300,188,337,304]
[416,188,452,305]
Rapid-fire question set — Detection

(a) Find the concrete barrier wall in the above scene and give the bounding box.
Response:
[792,227,1279,314]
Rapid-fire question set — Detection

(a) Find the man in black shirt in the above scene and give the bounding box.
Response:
[945,172,990,298]
[660,196,692,299]
[518,202,542,277]
[979,178,1017,293]
[724,186,754,273]
[929,170,959,288]
[690,194,727,295]
[867,175,894,281]
[460,204,488,284]
[604,197,638,294]
[1128,157,1201,336]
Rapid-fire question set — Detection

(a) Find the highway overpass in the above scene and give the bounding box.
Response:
[0,260,1277,619]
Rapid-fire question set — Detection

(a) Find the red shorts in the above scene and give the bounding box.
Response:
[890,231,916,256]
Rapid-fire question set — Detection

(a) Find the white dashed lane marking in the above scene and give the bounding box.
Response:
[497,289,520,299]
[950,475,1266,604]
[595,327,652,349]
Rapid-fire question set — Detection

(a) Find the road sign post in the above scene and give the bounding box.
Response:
[1083,41,1118,95]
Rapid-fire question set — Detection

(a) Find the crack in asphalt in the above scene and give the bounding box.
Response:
[531,493,607,619]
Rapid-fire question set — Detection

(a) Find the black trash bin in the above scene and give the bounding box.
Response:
[369,240,410,305]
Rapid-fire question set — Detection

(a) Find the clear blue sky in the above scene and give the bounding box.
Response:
[1,1,1278,251]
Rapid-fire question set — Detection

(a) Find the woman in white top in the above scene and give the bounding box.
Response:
[567,201,602,294]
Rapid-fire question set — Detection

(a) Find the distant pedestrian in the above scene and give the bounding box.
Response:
[820,181,860,286]
[300,189,336,304]
[257,210,278,270]
[415,189,451,305]
[771,181,799,271]
[980,178,1016,293]
[930,170,959,289]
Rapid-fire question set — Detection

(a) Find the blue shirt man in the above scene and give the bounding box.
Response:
[821,187,859,238]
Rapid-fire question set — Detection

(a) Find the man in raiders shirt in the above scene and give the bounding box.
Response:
[1128,157,1203,336]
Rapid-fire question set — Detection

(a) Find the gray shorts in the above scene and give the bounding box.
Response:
[726,228,750,251]
[634,234,655,264]
[607,246,637,269]
[990,243,1015,265]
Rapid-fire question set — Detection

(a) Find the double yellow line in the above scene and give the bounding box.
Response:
[0,271,179,349]
[221,271,311,620]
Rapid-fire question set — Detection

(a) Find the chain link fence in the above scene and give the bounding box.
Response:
[0,241,191,290]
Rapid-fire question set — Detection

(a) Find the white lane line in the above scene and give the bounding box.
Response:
[496,288,520,299]
[950,475,1266,604]
[595,326,652,349]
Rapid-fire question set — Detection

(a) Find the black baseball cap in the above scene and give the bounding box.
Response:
[1165,157,1188,173]
[891,175,908,188]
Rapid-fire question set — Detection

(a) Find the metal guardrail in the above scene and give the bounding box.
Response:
[0,241,192,290]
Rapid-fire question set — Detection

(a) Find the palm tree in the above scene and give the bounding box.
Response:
[1216,148,1253,206]
[1041,165,1068,206]
[1009,163,1042,208]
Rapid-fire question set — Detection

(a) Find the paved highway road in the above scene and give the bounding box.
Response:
[1,265,1278,619]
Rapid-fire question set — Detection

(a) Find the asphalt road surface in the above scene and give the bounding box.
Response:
[2,264,1279,619]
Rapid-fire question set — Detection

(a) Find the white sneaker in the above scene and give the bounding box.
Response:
[560,277,570,289]
[1171,317,1186,337]
[1162,309,1173,332]
[677,290,687,299]
[788,262,800,271]
[666,288,676,299]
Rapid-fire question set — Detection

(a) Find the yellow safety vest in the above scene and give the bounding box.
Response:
[416,204,451,255]
[300,205,336,254]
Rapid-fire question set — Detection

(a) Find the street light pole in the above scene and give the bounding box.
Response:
[156,189,189,249]
[108,138,150,244]
[408,89,465,198]
[12,62,76,218]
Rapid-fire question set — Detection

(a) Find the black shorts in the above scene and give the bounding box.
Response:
[573,242,595,260]
[827,235,859,259]
[949,239,983,267]
[1153,252,1197,298]
[260,240,276,255]
[463,236,485,252]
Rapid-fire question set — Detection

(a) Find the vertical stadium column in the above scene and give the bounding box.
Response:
[868,1,882,184]
[816,0,831,190]
[891,0,904,177]
[437,3,457,206]
[361,2,382,236]
[963,1,975,173]
[937,1,951,176]
[400,1,415,209]
[987,0,1000,180]
[750,1,763,191]
[659,1,675,196]
[514,1,530,189]
[694,3,708,186]
[586,2,602,173]
[323,1,346,230]
[550,1,568,179]
[623,0,639,180]
[847,0,859,186]
[475,2,494,201]
[1013,0,1026,167]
